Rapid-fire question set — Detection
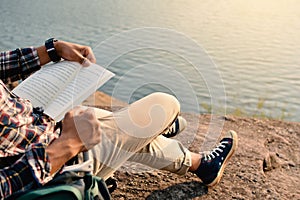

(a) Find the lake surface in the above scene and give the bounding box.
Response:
[1,0,300,121]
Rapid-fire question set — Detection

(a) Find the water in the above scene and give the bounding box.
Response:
[1,0,300,121]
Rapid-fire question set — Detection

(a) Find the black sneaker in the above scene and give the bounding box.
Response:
[194,130,238,187]
[162,116,187,138]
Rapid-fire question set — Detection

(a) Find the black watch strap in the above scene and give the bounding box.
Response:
[45,38,61,62]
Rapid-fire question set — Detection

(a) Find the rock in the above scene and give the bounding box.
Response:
[263,152,282,172]
[287,128,294,133]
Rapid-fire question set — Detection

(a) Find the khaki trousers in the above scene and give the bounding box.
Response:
[80,92,192,180]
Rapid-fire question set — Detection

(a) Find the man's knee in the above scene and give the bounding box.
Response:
[146,92,180,114]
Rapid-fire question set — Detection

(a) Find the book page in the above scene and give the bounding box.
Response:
[12,61,80,108]
[44,63,115,121]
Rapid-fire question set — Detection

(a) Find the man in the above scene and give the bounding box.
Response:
[0,39,101,198]
[0,38,237,199]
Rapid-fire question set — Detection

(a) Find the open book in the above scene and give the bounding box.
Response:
[12,61,115,121]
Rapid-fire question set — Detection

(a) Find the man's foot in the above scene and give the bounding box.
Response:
[163,116,187,138]
[194,130,238,187]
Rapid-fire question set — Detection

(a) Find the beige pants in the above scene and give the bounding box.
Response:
[81,92,192,180]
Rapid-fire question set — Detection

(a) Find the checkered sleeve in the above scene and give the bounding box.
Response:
[25,143,53,185]
[0,143,53,199]
[0,47,41,84]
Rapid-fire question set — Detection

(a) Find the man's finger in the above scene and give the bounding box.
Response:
[86,52,96,64]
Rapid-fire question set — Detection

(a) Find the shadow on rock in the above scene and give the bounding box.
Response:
[146,181,207,200]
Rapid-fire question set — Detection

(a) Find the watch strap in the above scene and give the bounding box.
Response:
[45,38,61,62]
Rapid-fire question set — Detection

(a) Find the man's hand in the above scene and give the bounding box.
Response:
[62,106,102,152]
[46,106,101,174]
[37,40,96,66]
[55,41,96,67]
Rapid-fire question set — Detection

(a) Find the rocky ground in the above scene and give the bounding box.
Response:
[84,92,300,200]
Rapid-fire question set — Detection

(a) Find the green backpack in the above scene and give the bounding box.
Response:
[14,171,112,200]
[11,151,115,200]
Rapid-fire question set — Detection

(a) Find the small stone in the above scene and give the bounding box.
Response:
[288,161,296,167]
[263,152,282,172]
[222,115,236,122]
[287,128,294,133]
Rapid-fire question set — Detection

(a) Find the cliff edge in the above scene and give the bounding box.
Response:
[84,92,300,200]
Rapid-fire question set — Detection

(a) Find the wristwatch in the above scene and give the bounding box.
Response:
[45,38,61,62]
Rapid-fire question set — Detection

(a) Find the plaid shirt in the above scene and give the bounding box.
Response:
[0,48,60,199]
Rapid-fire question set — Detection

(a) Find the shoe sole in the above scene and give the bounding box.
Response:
[206,130,238,187]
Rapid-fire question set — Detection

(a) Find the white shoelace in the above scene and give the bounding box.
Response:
[202,141,229,161]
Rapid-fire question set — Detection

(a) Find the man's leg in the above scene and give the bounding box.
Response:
[127,135,192,175]
[81,92,237,187]
[128,130,238,187]
[86,92,181,179]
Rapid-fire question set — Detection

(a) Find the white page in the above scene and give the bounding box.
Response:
[44,63,115,121]
[12,61,80,108]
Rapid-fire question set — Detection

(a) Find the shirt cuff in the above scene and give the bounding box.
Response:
[18,47,41,80]
[25,143,53,186]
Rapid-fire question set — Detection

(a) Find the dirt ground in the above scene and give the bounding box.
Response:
[85,92,300,200]
[110,114,299,200]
